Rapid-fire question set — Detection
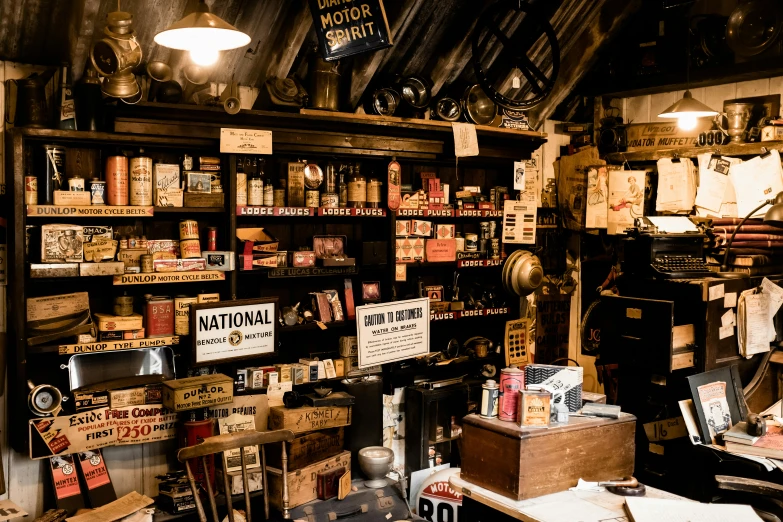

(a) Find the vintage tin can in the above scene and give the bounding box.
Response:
[465,233,478,251]
[490,238,500,259]
[105,155,129,206]
[236,173,247,206]
[320,193,339,208]
[306,190,320,207]
[89,179,106,204]
[180,239,201,259]
[517,389,551,428]
[140,254,154,273]
[498,367,525,422]
[69,176,85,191]
[273,188,286,207]
[147,296,174,337]
[175,296,198,336]
[181,419,216,492]
[25,176,38,204]
[480,379,499,418]
[129,156,153,206]
[42,145,65,205]
[263,185,274,207]
[113,295,134,316]
[179,220,199,240]
[367,178,382,208]
[206,227,217,251]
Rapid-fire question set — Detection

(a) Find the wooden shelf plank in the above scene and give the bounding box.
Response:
[605,141,783,163]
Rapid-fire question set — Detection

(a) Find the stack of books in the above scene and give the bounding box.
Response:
[723,422,783,459]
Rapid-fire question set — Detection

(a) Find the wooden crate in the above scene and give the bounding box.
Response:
[266,450,351,510]
[461,413,636,500]
[267,405,351,434]
[266,427,344,471]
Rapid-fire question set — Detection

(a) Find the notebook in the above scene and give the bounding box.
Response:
[624,497,762,522]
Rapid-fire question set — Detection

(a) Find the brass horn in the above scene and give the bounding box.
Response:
[181,64,209,104]
[146,60,172,102]
[220,80,241,114]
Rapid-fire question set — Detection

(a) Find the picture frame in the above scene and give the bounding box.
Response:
[190,297,279,366]
[186,171,212,194]
[687,365,748,445]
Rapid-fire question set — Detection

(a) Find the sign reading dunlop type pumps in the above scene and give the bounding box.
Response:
[191,298,278,365]
[308,0,393,61]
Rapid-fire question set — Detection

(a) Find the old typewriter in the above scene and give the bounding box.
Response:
[622,217,714,279]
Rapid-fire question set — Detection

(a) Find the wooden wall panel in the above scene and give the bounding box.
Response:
[649,92,676,121]
[704,83,737,113]
[625,96,650,124]
[736,78,770,99]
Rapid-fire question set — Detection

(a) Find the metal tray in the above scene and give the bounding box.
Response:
[62,347,176,391]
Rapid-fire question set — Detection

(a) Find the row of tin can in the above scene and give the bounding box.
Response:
[480,367,524,421]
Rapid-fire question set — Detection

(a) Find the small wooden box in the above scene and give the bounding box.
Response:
[161,373,233,411]
[267,450,351,511]
[268,405,352,434]
[461,413,636,500]
[183,192,225,208]
[266,427,344,471]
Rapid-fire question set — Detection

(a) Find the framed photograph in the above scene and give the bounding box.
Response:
[687,365,748,445]
[362,281,381,303]
[187,171,212,194]
[191,298,278,366]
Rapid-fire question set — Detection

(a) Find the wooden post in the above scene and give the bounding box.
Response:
[201,456,219,522]
[184,460,208,522]
[281,441,290,519]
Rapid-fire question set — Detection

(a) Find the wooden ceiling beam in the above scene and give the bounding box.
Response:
[526,0,641,129]
[348,0,427,110]
[69,0,102,81]
[265,0,313,81]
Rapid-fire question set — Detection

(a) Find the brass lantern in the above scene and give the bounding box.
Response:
[90,8,142,99]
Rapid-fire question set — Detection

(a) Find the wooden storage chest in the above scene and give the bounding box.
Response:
[461,413,636,500]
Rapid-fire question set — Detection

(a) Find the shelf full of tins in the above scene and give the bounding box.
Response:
[6,128,233,452]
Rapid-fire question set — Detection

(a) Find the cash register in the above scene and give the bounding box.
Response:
[622,216,714,279]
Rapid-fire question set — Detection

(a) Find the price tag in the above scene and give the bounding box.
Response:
[220,128,273,154]
[452,123,479,157]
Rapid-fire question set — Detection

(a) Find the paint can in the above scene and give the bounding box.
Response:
[113,295,134,316]
[181,419,216,492]
[175,296,198,336]
[320,192,339,208]
[25,176,38,204]
[306,190,320,207]
[180,239,201,259]
[206,227,217,251]
[480,379,499,418]
[179,220,199,240]
[89,179,106,204]
[465,233,478,252]
[146,296,174,337]
[498,367,525,422]
[236,173,247,206]
[129,155,153,206]
[69,177,85,191]
[140,254,154,273]
[105,155,129,206]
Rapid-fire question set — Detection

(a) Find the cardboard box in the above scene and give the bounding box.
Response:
[395,237,425,263]
[122,328,145,339]
[204,251,235,271]
[73,390,109,411]
[154,164,180,200]
[94,313,143,332]
[266,427,344,471]
[425,239,457,262]
[338,336,358,357]
[237,228,280,256]
[267,451,351,511]
[82,226,113,242]
[99,330,124,341]
[274,364,292,383]
[29,263,78,278]
[153,258,207,272]
[117,248,149,270]
[436,224,456,239]
[239,252,287,270]
[268,405,352,434]
[156,188,184,207]
[79,261,124,276]
[83,240,118,263]
[290,251,316,267]
[54,191,91,206]
[41,224,84,262]
[147,240,180,256]
[411,220,433,237]
[161,374,234,411]
[27,292,90,322]
[333,359,344,378]
[109,384,162,408]
[396,220,412,236]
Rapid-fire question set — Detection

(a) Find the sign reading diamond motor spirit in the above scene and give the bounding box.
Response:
[308,0,393,61]
[192,298,278,365]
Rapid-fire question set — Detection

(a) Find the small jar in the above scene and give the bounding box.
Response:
[366,178,382,208]
[347,164,366,208]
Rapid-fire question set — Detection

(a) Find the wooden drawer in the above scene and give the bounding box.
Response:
[461,413,636,500]
[266,427,344,471]
[268,405,351,434]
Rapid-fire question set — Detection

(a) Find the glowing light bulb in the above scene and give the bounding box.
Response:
[190,48,219,66]
[677,114,698,131]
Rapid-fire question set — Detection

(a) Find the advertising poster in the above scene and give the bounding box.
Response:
[607,170,645,235]
[357,298,429,368]
[193,298,278,365]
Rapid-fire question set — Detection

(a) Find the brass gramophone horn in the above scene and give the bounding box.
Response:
[147,60,172,102]
[182,64,209,104]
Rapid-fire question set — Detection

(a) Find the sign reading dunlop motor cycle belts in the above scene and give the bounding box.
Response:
[308,0,393,61]
[191,298,278,365]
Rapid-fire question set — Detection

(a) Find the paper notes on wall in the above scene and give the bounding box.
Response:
[729,149,783,218]
[656,158,696,213]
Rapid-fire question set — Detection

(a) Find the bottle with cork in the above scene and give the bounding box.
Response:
[347,162,366,208]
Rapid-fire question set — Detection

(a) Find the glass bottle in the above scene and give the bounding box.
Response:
[366,175,382,208]
[57,63,76,130]
[236,156,247,206]
[338,170,348,208]
[248,157,263,206]
[260,159,273,206]
[347,163,366,208]
[325,162,337,193]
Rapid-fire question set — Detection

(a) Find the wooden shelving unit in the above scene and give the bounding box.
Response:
[605,140,783,163]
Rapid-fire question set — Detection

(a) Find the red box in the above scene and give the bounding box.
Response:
[147,297,174,337]
[425,239,457,262]
[478,202,494,210]
[291,251,316,267]
[428,179,441,193]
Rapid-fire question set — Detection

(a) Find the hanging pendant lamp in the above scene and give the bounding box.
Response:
[658,90,718,131]
[154,0,250,66]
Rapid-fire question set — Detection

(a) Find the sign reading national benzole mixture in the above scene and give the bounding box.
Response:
[308,0,392,61]
[192,298,278,365]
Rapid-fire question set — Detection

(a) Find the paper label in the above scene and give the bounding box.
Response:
[719,324,734,339]
[539,368,581,394]
[220,128,273,154]
[643,416,687,442]
[513,161,526,190]
[51,455,81,499]
[724,292,737,308]
[356,298,430,368]
[452,123,479,157]
[78,450,111,490]
[721,309,735,328]
[708,284,725,301]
